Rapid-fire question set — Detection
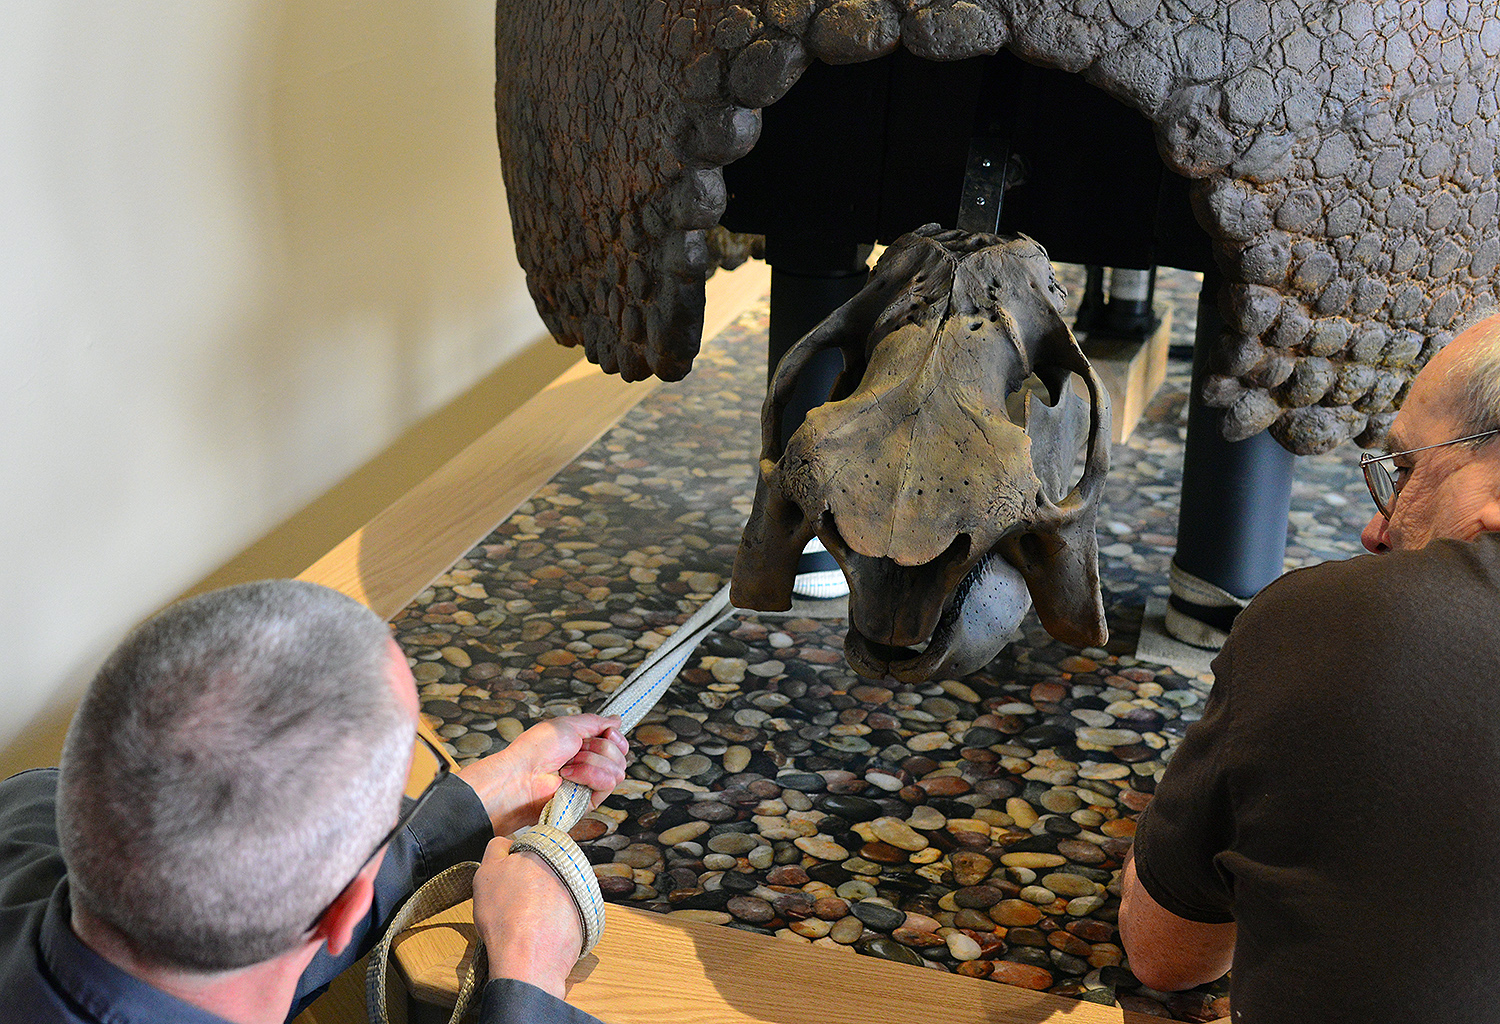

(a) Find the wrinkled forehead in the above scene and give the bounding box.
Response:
[1389,359,1464,452]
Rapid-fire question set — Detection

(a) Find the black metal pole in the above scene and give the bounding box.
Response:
[765,239,871,431]
[764,237,871,578]
[1104,266,1158,335]
[1170,272,1294,641]
[1075,265,1107,334]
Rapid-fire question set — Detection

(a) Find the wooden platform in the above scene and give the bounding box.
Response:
[1079,310,1172,446]
[292,258,1198,1024]
[394,898,1166,1024]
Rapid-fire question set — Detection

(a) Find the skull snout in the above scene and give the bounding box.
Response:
[827,526,975,648]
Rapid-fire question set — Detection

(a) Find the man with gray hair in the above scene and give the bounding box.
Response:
[0,579,628,1023]
[1119,313,1500,1021]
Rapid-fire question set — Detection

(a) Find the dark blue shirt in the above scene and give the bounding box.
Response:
[0,767,602,1024]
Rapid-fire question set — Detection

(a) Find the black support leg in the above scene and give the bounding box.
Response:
[766,240,871,414]
[764,238,871,585]
[1167,273,1295,648]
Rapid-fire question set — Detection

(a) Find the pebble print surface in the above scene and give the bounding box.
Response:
[393,265,1373,1020]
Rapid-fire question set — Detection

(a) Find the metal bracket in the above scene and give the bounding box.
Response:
[956,134,1023,234]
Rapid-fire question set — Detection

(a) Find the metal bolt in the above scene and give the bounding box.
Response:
[975,196,987,205]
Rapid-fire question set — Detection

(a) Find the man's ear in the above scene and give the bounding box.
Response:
[1479,496,1500,536]
[313,859,380,957]
[1477,455,1500,536]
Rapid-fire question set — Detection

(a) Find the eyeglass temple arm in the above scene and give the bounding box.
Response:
[418,720,460,771]
[1364,428,1500,463]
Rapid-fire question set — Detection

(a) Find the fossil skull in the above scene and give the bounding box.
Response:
[731,225,1110,683]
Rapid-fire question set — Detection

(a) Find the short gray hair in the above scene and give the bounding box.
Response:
[57,580,412,971]
[1441,313,1500,437]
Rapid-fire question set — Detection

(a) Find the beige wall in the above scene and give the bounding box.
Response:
[0,1,573,775]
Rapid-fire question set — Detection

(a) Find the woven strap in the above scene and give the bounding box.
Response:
[525,582,738,956]
[510,822,605,955]
[367,861,484,1024]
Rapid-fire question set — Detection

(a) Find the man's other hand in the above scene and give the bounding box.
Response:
[457,714,628,836]
[472,836,584,999]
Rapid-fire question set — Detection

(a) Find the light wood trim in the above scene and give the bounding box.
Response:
[297,357,650,621]
[297,259,772,621]
[392,900,1176,1024]
[292,954,397,1024]
[1081,308,1172,446]
[391,902,478,1008]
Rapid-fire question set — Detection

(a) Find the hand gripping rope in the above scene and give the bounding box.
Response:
[369,584,739,1023]
[511,582,738,957]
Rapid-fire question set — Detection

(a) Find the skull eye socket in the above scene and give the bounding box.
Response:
[1009,372,1092,498]
[1006,374,1049,425]
[1015,531,1057,566]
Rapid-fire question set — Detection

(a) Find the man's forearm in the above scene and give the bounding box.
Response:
[1118,853,1236,991]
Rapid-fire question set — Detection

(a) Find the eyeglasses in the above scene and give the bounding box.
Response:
[307,730,450,931]
[1360,429,1500,518]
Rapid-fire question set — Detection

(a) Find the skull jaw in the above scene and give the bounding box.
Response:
[843,553,1033,682]
[831,528,976,650]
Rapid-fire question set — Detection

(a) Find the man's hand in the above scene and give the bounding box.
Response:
[471,836,584,999]
[456,714,628,836]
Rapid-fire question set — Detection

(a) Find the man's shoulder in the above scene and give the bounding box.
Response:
[1,766,61,794]
[1228,551,1386,646]
[0,956,82,1024]
[0,767,62,851]
[0,766,67,928]
[0,902,72,1024]
[0,845,71,1023]
[1250,534,1500,622]
[1219,534,1500,698]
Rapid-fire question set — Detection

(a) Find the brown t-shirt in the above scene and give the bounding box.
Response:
[1134,532,1500,1023]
